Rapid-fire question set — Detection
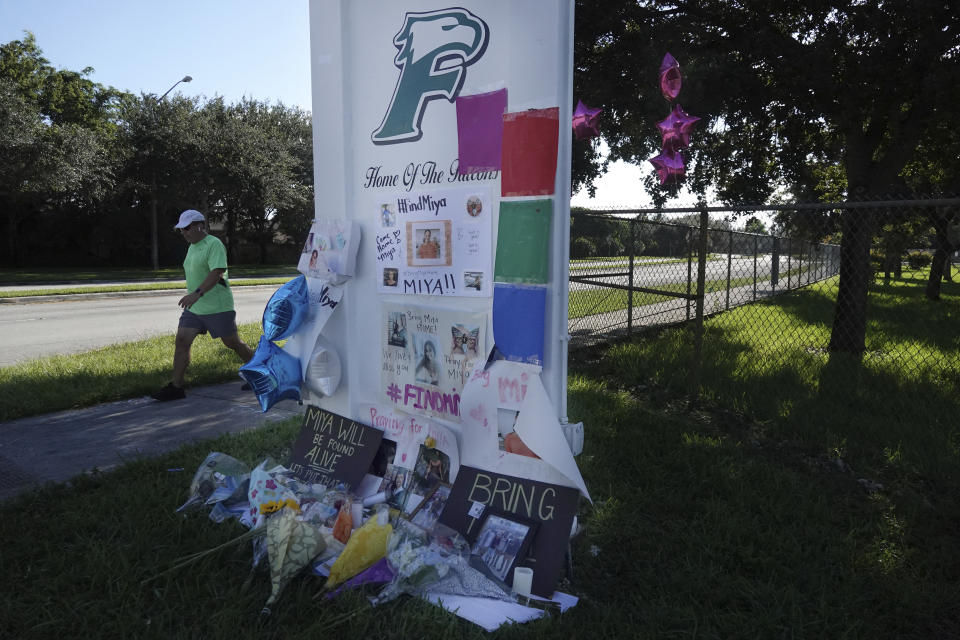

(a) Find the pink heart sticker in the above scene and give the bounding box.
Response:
[401,453,407,463]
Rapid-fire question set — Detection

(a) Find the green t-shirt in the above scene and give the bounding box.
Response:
[183,234,234,315]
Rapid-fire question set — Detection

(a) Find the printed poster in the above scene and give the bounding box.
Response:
[374,186,492,297]
[381,302,487,422]
[298,218,360,279]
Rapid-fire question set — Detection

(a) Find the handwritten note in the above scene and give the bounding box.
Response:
[438,465,579,598]
[289,406,383,488]
[366,404,460,479]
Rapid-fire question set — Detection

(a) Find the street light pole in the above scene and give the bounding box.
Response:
[150,75,193,271]
[160,75,193,100]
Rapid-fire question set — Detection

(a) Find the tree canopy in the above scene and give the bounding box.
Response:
[574,1,960,353]
[574,0,960,202]
[0,33,313,268]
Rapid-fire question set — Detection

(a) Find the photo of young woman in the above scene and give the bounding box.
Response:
[414,339,440,386]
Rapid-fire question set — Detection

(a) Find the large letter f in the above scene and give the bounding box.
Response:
[372,9,489,145]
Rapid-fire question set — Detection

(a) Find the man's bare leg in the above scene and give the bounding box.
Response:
[172,327,201,387]
[221,333,254,364]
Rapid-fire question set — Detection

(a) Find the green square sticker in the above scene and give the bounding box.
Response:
[494,199,552,284]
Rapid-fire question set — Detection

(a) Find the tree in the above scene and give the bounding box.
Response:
[0,77,108,266]
[574,0,960,355]
[901,108,960,298]
[924,208,958,300]
[743,216,767,236]
[202,98,312,264]
[0,34,127,266]
[115,93,211,267]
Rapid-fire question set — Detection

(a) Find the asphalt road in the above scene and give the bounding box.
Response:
[1,253,836,367]
[0,286,276,367]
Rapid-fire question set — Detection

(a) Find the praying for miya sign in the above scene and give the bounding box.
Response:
[289,406,383,488]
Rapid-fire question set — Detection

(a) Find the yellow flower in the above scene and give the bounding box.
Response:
[258,498,301,515]
[424,436,436,449]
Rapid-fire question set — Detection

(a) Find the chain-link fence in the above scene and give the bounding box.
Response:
[567,199,960,424]
[569,217,842,345]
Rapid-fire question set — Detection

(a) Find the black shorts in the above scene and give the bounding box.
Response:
[178,309,238,339]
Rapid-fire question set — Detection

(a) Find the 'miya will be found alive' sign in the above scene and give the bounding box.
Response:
[289,406,383,488]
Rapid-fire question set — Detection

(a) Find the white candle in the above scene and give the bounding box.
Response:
[512,567,533,596]
[351,501,364,528]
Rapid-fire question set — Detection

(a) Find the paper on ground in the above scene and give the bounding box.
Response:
[423,591,578,631]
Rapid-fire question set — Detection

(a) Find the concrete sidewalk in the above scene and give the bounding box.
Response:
[0,382,305,502]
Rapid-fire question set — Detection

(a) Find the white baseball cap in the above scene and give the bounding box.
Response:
[174,209,205,229]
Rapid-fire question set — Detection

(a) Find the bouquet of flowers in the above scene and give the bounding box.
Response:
[372,521,513,605]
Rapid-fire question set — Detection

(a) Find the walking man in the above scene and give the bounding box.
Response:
[152,209,254,401]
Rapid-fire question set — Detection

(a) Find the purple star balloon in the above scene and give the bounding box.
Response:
[656,104,701,151]
[659,53,682,101]
[572,99,602,140]
[649,150,686,184]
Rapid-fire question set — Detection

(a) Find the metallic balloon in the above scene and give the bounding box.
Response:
[571,99,602,140]
[656,104,701,152]
[262,275,310,342]
[239,336,302,412]
[649,150,686,184]
[659,52,682,101]
[304,334,342,398]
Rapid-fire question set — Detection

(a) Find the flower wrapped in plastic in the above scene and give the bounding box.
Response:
[372,520,514,605]
[176,452,251,513]
[326,506,393,588]
[242,461,302,531]
[261,506,327,616]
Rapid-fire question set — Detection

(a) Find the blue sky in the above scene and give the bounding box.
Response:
[0,0,666,208]
[0,0,312,110]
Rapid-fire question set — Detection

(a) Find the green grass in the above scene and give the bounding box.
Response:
[583,268,959,556]
[568,269,806,319]
[0,278,293,298]
[0,323,264,421]
[569,256,693,270]
[3,350,959,636]
[0,265,299,285]
[1,267,959,637]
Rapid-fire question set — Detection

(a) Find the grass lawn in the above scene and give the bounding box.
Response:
[1,269,958,637]
[0,278,294,298]
[568,267,812,319]
[0,323,264,422]
[0,265,299,285]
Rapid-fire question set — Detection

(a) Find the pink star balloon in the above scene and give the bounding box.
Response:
[649,150,686,184]
[656,104,701,152]
[572,99,602,140]
[659,53,682,101]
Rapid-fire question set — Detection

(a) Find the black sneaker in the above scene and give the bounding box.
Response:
[240,381,252,391]
[152,383,186,401]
